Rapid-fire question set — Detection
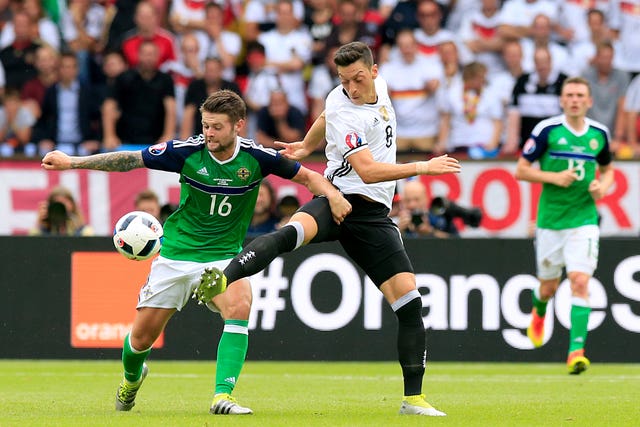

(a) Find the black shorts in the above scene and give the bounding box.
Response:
[298,195,414,286]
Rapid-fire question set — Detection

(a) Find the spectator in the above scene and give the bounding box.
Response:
[180,56,241,140]
[256,89,306,148]
[568,8,612,77]
[308,45,340,122]
[556,0,611,46]
[102,41,176,150]
[275,193,300,228]
[504,46,567,153]
[194,2,242,82]
[33,53,100,156]
[489,40,525,109]
[438,40,462,90]
[379,29,442,153]
[412,0,459,63]
[0,11,42,91]
[397,179,449,238]
[242,41,279,140]
[20,45,59,120]
[135,188,162,221]
[437,61,503,158]
[379,0,418,61]
[609,0,640,77]
[121,1,177,68]
[243,0,306,43]
[0,87,36,156]
[59,0,106,85]
[103,0,138,53]
[623,74,640,157]
[304,0,336,66]
[258,0,313,115]
[497,0,558,42]
[168,0,206,36]
[324,0,377,58]
[30,185,94,236]
[582,42,630,153]
[520,14,570,75]
[0,0,60,51]
[458,0,504,75]
[92,50,127,109]
[160,32,202,135]
[246,180,280,237]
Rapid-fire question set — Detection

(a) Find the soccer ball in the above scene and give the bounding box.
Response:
[113,211,163,261]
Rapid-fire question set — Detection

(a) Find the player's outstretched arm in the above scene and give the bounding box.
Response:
[292,166,352,224]
[41,150,145,172]
[348,150,461,184]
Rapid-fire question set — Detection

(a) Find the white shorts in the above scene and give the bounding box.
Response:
[137,256,232,313]
[535,225,599,280]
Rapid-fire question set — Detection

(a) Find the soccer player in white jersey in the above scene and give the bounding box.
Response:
[194,42,461,416]
[41,90,352,415]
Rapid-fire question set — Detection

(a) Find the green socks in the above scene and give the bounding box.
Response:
[122,333,151,382]
[569,298,591,353]
[532,287,548,316]
[215,319,249,395]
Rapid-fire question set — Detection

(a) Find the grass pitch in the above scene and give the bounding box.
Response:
[1,360,638,426]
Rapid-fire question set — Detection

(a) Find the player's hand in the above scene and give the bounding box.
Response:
[41,150,72,170]
[426,154,462,175]
[274,140,312,160]
[588,179,605,200]
[554,169,578,187]
[327,191,352,224]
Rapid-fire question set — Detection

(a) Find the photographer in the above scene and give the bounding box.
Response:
[30,185,94,236]
[397,180,451,238]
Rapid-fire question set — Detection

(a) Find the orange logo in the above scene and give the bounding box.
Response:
[71,252,164,348]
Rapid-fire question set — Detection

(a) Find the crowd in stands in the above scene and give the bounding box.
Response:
[1,0,640,161]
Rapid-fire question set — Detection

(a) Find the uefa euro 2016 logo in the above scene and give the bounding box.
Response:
[344,132,362,149]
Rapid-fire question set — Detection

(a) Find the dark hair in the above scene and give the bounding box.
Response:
[334,42,373,68]
[199,90,246,122]
[246,41,266,55]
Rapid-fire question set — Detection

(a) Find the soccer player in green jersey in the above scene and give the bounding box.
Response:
[515,77,615,374]
[41,90,352,414]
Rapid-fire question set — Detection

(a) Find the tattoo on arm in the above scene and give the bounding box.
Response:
[71,151,144,172]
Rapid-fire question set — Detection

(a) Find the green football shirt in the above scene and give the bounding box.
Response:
[522,115,612,230]
[141,136,300,262]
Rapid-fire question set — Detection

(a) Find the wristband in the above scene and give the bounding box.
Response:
[416,161,430,175]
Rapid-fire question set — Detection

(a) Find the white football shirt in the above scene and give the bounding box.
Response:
[324,77,397,209]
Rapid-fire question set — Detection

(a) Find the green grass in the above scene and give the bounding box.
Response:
[1,361,638,426]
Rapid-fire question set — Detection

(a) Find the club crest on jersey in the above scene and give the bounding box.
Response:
[345,132,362,149]
[236,167,251,180]
[523,138,536,155]
[378,106,389,121]
[149,142,167,155]
[589,138,598,150]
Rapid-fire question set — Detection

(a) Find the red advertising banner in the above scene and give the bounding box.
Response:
[1,160,638,237]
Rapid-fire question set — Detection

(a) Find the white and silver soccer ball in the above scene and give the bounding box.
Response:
[112,211,163,261]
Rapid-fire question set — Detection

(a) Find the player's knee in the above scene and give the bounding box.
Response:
[129,332,155,351]
[568,272,590,297]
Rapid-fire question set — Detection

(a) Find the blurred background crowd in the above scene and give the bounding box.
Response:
[3,0,640,236]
